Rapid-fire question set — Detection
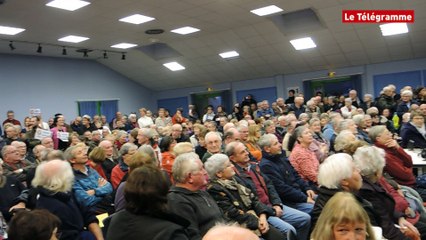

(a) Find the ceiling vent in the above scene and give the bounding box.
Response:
[137,43,182,61]
[269,8,325,36]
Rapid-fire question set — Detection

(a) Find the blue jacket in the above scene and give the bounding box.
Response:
[73,166,113,208]
[259,151,311,205]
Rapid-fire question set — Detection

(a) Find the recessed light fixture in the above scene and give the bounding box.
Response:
[58,35,89,43]
[250,5,283,16]
[46,0,90,11]
[119,14,155,25]
[163,62,185,71]
[171,26,200,35]
[219,51,239,59]
[111,43,138,49]
[290,37,316,50]
[380,23,408,36]
[0,26,25,35]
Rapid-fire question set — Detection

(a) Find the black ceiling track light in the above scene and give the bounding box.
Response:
[36,43,42,53]
[1,39,127,60]
[9,41,15,50]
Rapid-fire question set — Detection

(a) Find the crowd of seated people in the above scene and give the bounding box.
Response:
[1,84,426,239]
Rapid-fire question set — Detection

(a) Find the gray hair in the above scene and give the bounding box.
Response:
[401,90,413,97]
[368,125,387,142]
[32,160,74,193]
[204,154,229,180]
[352,114,364,126]
[298,113,309,121]
[224,141,242,157]
[318,153,355,188]
[172,152,200,183]
[119,142,137,156]
[338,119,355,133]
[258,133,277,150]
[139,128,154,139]
[334,130,356,152]
[64,145,78,161]
[353,146,385,182]
[263,120,275,128]
[138,144,158,165]
[116,130,128,140]
[205,131,222,142]
[173,142,194,156]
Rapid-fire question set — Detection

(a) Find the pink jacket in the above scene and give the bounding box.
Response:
[289,143,319,184]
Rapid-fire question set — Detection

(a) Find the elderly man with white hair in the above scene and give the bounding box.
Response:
[201,131,222,163]
[31,159,104,240]
[287,97,305,118]
[397,90,418,121]
[168,152,223,239]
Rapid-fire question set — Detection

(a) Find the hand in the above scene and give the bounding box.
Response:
[307,197,315,204]
[98,178,107,187]
[273,205,283,217]
[386,139,399,148]
[258,214,269,234]
[306,190,316,199]
[9,202,26,212]
[86,189,95,196]
[399,217,420,236]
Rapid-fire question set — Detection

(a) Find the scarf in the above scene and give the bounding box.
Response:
[217,178,252,208]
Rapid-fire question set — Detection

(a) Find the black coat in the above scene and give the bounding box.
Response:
[207,179,273,230]
[311,187,379,231]
[167,186,224,240]
[106,210,190,240]
[32,187,98,240]
[400,123,426,149]
[358,178,410,240]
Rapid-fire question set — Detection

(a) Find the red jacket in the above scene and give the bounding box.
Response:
[375,142,416,187]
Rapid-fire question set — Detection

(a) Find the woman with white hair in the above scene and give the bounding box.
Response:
[31,160,103,240]
[354,146,422,240]
[205,154,284,240]
[311,153,378,231]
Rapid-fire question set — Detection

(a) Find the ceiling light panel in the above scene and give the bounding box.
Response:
[380,23,408,36]
[46,0,90,11]
[251,5,283,16]
[58,35,89,43]
[119,14,155,24]
[219,51,239,59]
[163,62,185,71]
[171,26,200,35]
[290,37,316,50]
[111,43,138,49]
[0,26,25,35]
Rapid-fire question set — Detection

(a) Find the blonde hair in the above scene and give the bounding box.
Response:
[247,124,260,144]
[89,147,106,163]
[311,192,375,240]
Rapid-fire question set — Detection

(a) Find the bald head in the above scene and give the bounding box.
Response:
[203,225,258,240]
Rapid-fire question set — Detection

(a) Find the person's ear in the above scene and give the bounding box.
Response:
[264,146,271,153]
[216,171,223,179]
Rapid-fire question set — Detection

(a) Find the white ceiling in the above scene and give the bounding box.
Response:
[0,0,425,91]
